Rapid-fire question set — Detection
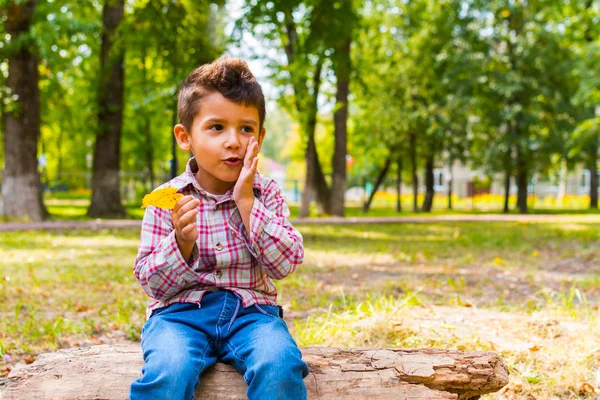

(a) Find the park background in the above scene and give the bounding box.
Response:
[0,0,599,398]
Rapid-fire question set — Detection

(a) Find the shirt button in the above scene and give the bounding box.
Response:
[213,205,218,211]
[215,270,223,279]
[215,243,223,251]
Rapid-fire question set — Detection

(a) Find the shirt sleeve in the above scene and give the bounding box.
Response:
[229,179,304,280]
[133,205,200,301]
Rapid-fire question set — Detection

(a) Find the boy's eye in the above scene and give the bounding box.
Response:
[209,124,224,131]
[241,126,254,133]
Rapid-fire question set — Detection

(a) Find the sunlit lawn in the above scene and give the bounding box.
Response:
[1,220,599,398]
[42,196,600,222]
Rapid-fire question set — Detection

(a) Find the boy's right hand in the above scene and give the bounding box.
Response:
[172,196,200,256]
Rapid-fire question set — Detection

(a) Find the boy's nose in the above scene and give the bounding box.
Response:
[224,130,242,149]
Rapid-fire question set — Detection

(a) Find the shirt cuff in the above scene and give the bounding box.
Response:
[163,230,199,282]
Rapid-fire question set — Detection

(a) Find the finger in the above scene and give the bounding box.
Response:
[181,223,197,237]
[180,208,198,227]
[174,204,196,227]
[174,197,199,218]
[174,195,196,213]
[244,137,256,167]
[251,140,260,159]
[251,156,259,172]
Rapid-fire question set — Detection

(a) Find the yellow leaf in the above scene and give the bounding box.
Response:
[141,187,184,210]
[528,344,541,352]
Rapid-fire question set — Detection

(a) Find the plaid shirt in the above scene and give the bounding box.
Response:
[134,158,304,319]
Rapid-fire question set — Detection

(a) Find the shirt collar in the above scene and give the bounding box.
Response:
[171,157,263,199]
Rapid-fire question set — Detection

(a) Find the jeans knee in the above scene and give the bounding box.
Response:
[251,345,308,381]
[245,348,308,400]
[132,351,201,400]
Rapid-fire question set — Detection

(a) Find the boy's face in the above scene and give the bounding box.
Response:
[174,91,266,195]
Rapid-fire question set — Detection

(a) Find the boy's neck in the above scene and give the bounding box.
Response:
[194,172,235,196]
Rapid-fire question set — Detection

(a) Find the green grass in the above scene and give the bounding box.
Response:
[43,199,146,221]
[1,220,599,398]
[38,193,600,222]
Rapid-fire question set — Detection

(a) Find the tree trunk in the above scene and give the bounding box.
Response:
[88,0,126,218]
[422,154,435,212]
[170,98,179,179]
[281,11,331,217]
[299,58,325,218]
[503,149,512,214]
[585,0,598,209]
[143,118,155,191]
[447,158,453,210]
[140,50,155,191]
[516,146,528,214]
[362,156,391,213]
[1,0,48,222]
[300,135,318,218]
[330,38,351,217]
[503,170,511,214]
[589,141,598,209]
[312,144,331,215]
[396,154,402,212]
[5,344,509,400]
[410,132,419,212]
[56,125,64,183]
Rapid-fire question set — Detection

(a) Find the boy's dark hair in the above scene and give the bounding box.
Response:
[177,56,266,131]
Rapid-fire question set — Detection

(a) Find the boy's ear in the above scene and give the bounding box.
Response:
[173,124,192,152]
[257,127,266,151]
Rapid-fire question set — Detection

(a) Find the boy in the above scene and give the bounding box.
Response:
[129,57,309,400]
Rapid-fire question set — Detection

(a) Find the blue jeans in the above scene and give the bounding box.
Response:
[129,291,309,400]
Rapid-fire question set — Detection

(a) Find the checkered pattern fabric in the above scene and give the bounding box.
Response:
[134,158,304,319]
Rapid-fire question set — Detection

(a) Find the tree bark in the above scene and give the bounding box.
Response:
[299,58,325,218]
[143,118,155,191]
[282,10,330,217]
[396,154,403,212]
[422,154,435,212]
[330,37,352,217]
[140,50,155,191]
[584,0,598,209]
[6,344,509,400]
[88,0,126,218]
[362,156,391,213]
[516,146,528,214]
[311,141,331,215]
[301,135,323,217]
[503,170,511,214]
[1,0,48,222]
[170,98,179,179]
[410,132,419,212]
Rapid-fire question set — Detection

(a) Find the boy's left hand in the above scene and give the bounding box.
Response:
[233,136,259,207]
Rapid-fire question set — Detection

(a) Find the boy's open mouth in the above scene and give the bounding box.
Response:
[224,157,242,166]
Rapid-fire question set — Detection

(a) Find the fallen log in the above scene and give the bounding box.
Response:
[4,344,508,399]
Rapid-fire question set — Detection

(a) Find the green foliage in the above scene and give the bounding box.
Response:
[121,0,225,186]
[0,0,598,210]
[0,0,225,191]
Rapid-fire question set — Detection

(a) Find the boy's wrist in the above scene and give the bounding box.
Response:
[175,234,195,262]
[235,197,254,211]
